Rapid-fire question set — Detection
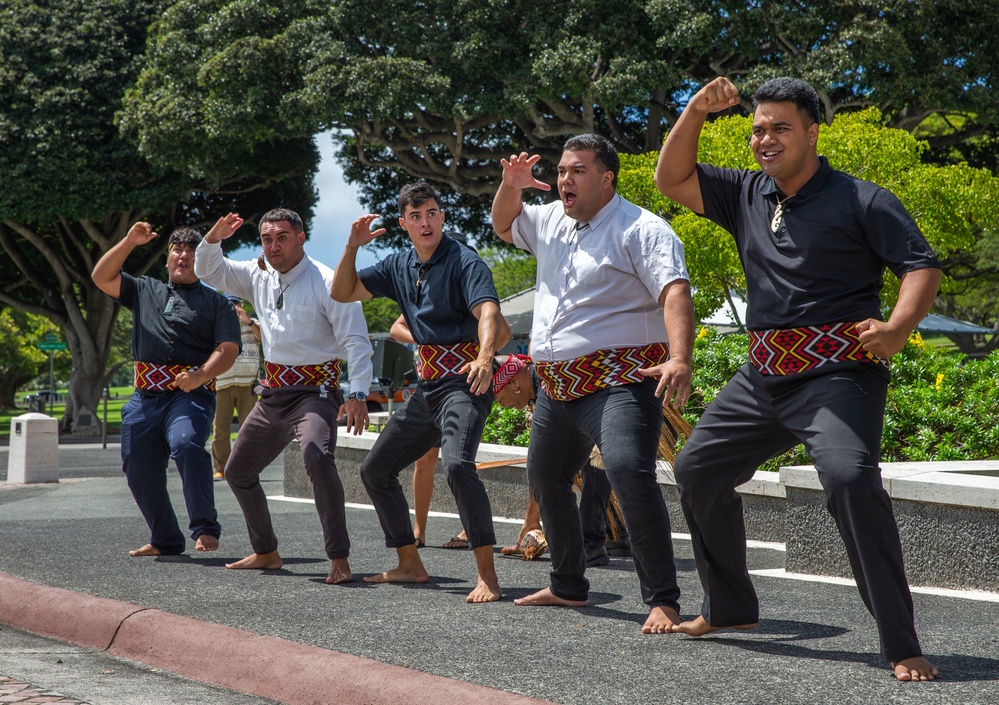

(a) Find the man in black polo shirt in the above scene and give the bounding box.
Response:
[656,77,941,681]
[93,221,240,557]
[331,182,511,603]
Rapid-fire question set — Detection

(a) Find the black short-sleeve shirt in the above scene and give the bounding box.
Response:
[696,157,940,331]
[357,236,499,345]
[117,272,241,367]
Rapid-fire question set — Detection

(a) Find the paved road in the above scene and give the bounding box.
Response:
[1,443,998,704]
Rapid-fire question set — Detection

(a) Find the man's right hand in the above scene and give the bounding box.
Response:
[690,77,741,115]
[125,221,158,246]
[348,214,387,248]
[205,212,244,244]
[499,152,552,192]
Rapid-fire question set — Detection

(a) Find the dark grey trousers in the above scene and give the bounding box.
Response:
[360,376,497,549]
[224,383,349,559]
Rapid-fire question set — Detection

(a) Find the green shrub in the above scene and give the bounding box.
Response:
[481,328,999,470]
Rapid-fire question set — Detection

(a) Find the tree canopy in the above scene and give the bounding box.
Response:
[122,0,999,244]
[618,109,999,354]
[0,0,317,433]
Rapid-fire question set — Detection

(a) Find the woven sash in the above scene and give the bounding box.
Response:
[416,342,480,381]
[134,361,216,393]
[748,322,886,376]
[534,343,670,402]
[263,360,342,388]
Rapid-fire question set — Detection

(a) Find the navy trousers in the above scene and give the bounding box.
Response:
[120,389,219,554]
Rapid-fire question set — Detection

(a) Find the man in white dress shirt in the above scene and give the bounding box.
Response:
[491,134,695,633]
[195,209,373,585]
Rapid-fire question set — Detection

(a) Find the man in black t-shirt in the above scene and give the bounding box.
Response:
[93,222,240,557]
[656,76,941,681]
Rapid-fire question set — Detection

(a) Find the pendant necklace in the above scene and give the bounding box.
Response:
[771,192,793,234]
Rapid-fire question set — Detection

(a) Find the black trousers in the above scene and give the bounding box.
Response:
[674,363,922,662]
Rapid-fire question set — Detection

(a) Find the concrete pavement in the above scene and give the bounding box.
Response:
[2,443,999,704]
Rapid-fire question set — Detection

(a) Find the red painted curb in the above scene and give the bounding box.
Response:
[0,573,145,651]
[0,573,554,705]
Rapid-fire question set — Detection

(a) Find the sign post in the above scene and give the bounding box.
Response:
[37,333,67,416]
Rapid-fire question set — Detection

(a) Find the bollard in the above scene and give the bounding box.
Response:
[6,412,59,484]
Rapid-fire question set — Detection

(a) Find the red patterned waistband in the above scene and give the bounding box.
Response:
[534,343,670,401]
[134,361,216,393]
[264,360,342,388]
[748,322,886,376]
[416,342,480,381]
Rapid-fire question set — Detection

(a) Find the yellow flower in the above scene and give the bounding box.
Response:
[909,331,925,348]
[697,326,709,340]
[935,372,944,391]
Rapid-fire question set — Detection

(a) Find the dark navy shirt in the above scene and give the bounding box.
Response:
[696,157,940,331]
[358,236,499,345]
[117,272,241,368]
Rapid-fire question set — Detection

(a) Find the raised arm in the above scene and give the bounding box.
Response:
[463,301,511,395]
[491,152,551,243]
[194,213,249,293]
[92,221,157,299]
[330,214,382,302]
[655,77,741,214]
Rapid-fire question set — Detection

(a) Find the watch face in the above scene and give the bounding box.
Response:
[352,392,366,401]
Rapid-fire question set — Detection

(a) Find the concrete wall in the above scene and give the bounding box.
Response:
[285,436,999,593]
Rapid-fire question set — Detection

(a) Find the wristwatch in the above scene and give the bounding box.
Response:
[348,391,367,402]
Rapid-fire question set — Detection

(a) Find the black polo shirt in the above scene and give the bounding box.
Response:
[117,272,241,368]
[358,236,499,345]
[696,157,940,331]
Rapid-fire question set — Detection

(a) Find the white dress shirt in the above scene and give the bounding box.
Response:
[195,240,373,394]
[511,194,689,362]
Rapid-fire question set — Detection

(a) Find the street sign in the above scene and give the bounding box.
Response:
[38,335,67,351]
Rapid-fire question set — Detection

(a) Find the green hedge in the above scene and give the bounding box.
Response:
[481,328,999,469]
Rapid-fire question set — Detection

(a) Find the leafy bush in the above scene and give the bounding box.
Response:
[481,328,999,471]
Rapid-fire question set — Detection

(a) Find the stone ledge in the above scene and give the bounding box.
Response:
[285,438,998,592]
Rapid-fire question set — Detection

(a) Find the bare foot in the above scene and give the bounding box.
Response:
[500,544,523,556]
[325,558,353,585]
[514,587,587,607]
[642,606,681,634]
[671,615,757,636]
[225,550,283,570]
[363,565,430,584]
[129,544,161,557]
[195,535,218,552]
[467,576,502,603]
[442,530,470,549]
[892,657,940,681]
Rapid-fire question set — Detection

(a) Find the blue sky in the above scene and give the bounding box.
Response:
[226,131,382,270]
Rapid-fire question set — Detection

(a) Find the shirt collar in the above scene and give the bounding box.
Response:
[407,235,456,268]
[759,156,833,199]
[274,253,310,284]
[575,194,622,231]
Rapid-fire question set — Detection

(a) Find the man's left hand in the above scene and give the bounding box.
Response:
[173,369,207,393]
[637,359,692,410]
[856,319,909,359]
[338,398,369,435]
[461,358,494,396]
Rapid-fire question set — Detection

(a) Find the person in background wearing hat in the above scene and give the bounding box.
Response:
[92,221,240,557]
[211,295,262,479]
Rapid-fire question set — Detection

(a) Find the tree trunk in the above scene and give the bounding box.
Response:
[62,294,119,435]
